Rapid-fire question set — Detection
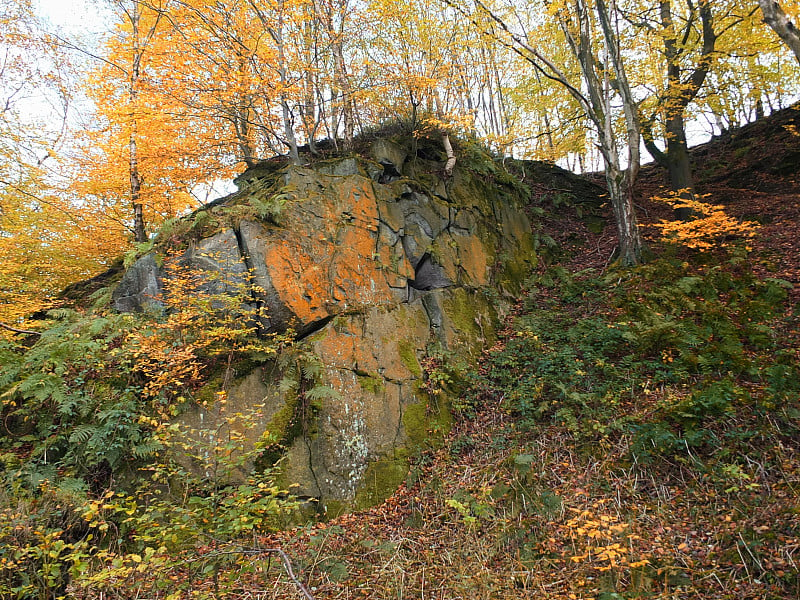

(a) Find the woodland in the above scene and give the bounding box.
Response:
[1,0,800,598]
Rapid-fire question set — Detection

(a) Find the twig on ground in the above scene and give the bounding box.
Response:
[0,321,41,336]
[237,548,316,600]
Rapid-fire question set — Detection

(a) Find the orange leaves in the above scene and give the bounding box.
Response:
[562,503,648,573]
[119,254,282,411]
[651,192,760,251]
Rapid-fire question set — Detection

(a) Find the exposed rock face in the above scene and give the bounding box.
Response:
[112,137,535,513]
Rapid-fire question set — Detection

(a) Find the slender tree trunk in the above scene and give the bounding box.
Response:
[277,9,300,165]
[664,113,695,219]
[248,0,300,164]
[130,129,146,242]
[234,108,258,168]
[605,165,642,267]
[234,55,257,167]
[442,132,456,176]
[312,0,353,146]
[301,10,319,152]
[596,0,643,263]
[331,4,355,146]
[465,0,644,263]
[129,2,147,243]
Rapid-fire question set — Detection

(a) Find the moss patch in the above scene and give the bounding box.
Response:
[442,288,498,356]
[256,392,301,470]
[191,373,227,408]
[358,373,385,394]
[402,391,452,449]
[398,340,422,377]
[352,455,410,512]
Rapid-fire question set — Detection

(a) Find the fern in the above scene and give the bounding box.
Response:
[278,375,299,393]
[69,425,98,445]
[56,477,89,494]
[46,308,78,320]
[250,195,286,223]
[132,438,163,459]
[305,384,342,402]
[300,357,323,380]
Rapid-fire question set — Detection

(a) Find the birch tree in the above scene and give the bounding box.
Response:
[453,0,644,264]
[759,0,800,64]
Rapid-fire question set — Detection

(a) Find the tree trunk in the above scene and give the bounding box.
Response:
[129,2,147,243]
[326,1,355,147]
[605,166,643,267]
[664,113,695,219]
[130,131,146,242]
[234,55,257,168]
[276,5,301,165]
[332,38,355,146]
[640,0,716,220]
[442,132,456,176]
[248,0,301,165]
[596,0,643,263]
[469,0,645,263]
[759,0,800,65]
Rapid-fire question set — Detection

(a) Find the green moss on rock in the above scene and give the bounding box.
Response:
[352,455,410,512]
[398,340,422,377]
[256,392,302,470]
[442,288,498,356]
[358,373,385,394]
[402,391,452,449]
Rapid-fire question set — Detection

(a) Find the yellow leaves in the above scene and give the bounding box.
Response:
[651,192,760,251]
[119,256,282,406]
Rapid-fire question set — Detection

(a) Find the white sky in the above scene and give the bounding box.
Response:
[35,0,109,36]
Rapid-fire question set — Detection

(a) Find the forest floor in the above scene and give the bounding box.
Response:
[92,109,800,600]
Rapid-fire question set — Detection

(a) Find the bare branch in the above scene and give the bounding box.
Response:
[217,548,316,600]
[0,321,41,336]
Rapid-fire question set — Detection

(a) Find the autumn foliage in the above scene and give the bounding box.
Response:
[652,192,760,251]
[1,0,800,597]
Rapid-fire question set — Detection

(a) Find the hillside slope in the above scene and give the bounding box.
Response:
[234,108,800,600]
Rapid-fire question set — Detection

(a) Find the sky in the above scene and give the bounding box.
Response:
[35,0,109,37]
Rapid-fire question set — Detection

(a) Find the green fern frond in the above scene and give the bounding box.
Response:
[69,424,99,445]
[46,308,78,320]
[305,385,342,402]
[132,438,163,459]
[278,376,299,393]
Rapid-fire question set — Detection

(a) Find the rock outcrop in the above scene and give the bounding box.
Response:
[112,136,536,513]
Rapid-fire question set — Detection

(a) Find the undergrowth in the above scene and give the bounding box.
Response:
[0,257,302,599]
[471,257,799,467]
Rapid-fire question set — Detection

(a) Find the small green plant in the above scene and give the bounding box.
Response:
[445,488,494,529]
[108,405,295,598]
[477,258,794,467]
[0,480,98,599]
[421,345,468,413]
